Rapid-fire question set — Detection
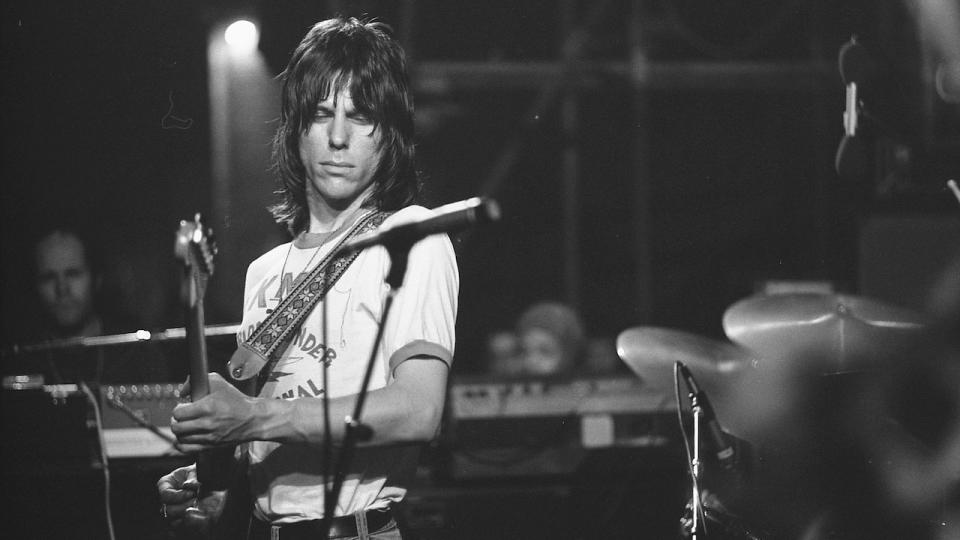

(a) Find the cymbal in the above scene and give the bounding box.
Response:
[616,327,756,435]
[617,327,756,382]
[723,293,928,373]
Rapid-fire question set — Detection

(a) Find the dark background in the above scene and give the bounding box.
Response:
[2,1,959,539]
[3,0,958,368]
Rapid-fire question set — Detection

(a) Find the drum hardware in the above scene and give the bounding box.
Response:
[617,327,763,539]
[680,502,764,540]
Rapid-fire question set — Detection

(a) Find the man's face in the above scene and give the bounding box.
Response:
[520,328,565,376]
[299,88,382,209]
[35,232,95,332]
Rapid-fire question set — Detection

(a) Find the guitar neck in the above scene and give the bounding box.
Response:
[174,214,235,500]
[183,269,226,493]
[184,268,210,400]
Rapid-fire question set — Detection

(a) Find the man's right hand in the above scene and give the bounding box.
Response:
[157,463,225,537]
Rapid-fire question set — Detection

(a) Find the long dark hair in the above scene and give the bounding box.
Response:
[270,17,419,235]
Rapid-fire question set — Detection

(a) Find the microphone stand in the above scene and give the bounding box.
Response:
[319,240,413,538]
[688,382,707,540]
[676,361,708,540]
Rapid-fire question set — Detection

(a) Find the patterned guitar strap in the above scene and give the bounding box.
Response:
[227,210,392,393]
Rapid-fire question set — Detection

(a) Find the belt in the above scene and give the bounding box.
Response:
[250,508,395,540]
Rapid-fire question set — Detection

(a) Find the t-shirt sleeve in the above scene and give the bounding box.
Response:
[379,210,460,375]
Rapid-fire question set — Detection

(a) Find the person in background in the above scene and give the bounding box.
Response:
[33,226,103,340]
[484,329,521,376]
[3,223,169,383]
[515,301,585,377]
[485,304,624,378]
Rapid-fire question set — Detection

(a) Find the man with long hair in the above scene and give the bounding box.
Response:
[158,17,458,539]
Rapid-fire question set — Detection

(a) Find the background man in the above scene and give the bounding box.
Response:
[3,224,169,383]
[34,226,103,339]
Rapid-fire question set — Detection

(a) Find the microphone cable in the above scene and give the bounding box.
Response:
[80,381,118,540]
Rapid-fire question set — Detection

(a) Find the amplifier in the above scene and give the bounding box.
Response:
[100,382,183,458]
[2,383,100,472]
[444,375,679,478]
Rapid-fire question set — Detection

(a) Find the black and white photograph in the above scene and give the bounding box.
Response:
[2,1,959,539]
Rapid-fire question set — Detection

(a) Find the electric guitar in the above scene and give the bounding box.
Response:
[175,214,250,538]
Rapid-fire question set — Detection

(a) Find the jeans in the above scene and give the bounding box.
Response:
[249,517,404,540]
[337,520,403,540]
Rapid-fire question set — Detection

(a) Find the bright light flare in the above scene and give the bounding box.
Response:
[224,20,259,52]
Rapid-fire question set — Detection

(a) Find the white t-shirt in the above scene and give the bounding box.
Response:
[236,205,459,523]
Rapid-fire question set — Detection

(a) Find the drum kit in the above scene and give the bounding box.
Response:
[616,292,934,540]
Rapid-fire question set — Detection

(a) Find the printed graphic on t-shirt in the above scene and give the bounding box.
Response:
[246,267,317,312]
[274,377,326,399]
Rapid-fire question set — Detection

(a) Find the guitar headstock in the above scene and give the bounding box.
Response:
[175,213,217,283]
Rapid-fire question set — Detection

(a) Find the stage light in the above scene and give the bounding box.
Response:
[224,20,258,52]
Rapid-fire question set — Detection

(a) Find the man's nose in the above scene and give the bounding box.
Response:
[54,276,70,298]
[328,113,349,149]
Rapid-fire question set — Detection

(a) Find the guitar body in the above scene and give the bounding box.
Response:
[211,451,253,540]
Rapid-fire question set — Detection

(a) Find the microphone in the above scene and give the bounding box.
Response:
[678,362,737,471]
[836,36,873,180]
[341,197,501,253]
[839,36,873,136]
[840,40,862,137]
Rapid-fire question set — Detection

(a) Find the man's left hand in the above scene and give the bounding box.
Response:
[171,372,258,452]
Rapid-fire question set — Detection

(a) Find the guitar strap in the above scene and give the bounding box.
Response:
[227,210,392,392]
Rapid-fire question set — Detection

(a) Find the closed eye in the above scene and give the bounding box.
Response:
[313,106,334,120]
[348,112,371,124]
